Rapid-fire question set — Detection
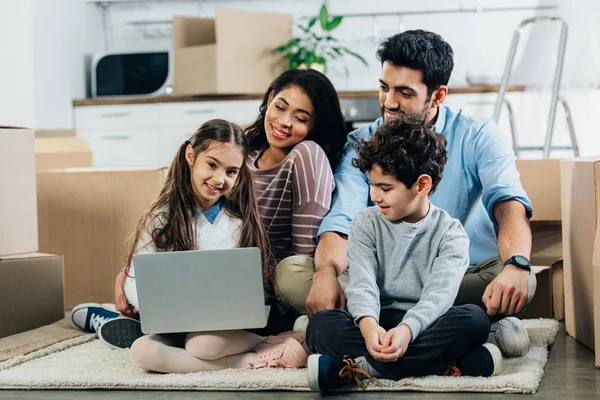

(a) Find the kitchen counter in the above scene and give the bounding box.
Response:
[73,85,526,107]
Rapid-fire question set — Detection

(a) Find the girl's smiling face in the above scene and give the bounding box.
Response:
[186,141,244,210]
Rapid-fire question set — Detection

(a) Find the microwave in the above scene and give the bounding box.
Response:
[86,51,172,98]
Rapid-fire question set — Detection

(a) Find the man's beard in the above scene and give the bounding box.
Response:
[381,100,431,124]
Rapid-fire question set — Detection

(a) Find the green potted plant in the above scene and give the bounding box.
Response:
[273,3,368,74]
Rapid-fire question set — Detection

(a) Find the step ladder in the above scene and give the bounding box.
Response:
[494,15,580,158]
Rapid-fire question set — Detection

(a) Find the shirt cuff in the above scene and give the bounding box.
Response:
[351,308,380,327]
[400,317,422,342]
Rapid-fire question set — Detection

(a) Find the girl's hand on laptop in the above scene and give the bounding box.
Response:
[378,324,412,362]
[359,317,388,361]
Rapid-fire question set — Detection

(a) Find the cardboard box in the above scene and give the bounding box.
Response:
[520,266,553,319]
[173,9,291,95]
[530,221,562,266]
[594,218,600,367]
[560,157,600,353]
[519,262,564,320]
[553,260,565,321]
[37,167,168,309]
[516,159,561,221]
[0,253,64,338]
[35,137,93,171]
[35,129,76,138]
[0,126,38,256]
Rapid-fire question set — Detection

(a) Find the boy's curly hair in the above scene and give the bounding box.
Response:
[352,116,448,194]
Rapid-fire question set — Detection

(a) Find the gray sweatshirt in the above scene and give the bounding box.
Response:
[346,203,469,341]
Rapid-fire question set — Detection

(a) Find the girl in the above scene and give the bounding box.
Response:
[245,69,347,314]
[98,119,308,373]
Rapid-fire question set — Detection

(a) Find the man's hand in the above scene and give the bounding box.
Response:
[114,270,138,317]
[306,232,349,318]
[482,264,529,316]
[305,269,346,318]
[359,317,388,361]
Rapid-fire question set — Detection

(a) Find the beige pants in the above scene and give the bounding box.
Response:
[274,255,536,322]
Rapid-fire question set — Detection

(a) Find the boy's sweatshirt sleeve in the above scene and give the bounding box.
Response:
[401,221,470,341]
[345,211,381,325]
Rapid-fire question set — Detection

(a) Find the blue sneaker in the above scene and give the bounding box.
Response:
[307,354,374,392]
[455,343,503,377]
[71,303,119,334]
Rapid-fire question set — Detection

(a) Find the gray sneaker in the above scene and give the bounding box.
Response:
[293,315,309,332]
[487,317,531,357]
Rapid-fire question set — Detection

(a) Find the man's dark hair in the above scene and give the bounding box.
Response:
[352,117,448,194]
[376,30,454,97]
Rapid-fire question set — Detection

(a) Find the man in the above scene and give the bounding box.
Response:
[276,30,536,358]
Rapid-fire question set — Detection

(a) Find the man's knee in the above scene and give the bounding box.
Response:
[526,269,537,305]
[274,255,314,314]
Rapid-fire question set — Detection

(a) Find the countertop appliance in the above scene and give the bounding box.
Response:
[86,51,172,98]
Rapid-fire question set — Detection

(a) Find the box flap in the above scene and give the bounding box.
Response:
[0,253,58,262]
[37,166,168,174]
[35,129,76,138]
[172,16,216,48]
[35,137,91,153]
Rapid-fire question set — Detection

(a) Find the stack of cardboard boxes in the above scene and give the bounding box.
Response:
[516,159,564,321]
[0,127,65,338]
[560,157,600,367]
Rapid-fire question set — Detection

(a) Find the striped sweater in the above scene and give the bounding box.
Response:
[247,141,335,261]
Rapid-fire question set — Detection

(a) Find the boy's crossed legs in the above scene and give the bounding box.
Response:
[306,305,501,391]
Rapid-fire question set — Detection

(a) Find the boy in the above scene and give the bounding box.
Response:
[306,118,502,391]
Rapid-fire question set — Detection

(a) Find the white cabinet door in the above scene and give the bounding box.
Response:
[158,127,199,167]
[159,100,261,128]
[75,104,162,132]
[80,129,162,167]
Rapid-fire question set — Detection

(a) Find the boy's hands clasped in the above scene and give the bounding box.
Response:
[359,317,412,362]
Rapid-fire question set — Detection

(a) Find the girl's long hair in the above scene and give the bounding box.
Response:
[124,119,275,297]
[245,68,348,168]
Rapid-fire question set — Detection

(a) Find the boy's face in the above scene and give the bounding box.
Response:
[367,165,425,223]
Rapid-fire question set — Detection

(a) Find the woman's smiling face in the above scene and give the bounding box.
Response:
[263,86,315,151]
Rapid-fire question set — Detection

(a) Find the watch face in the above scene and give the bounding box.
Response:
[514,255,529,266]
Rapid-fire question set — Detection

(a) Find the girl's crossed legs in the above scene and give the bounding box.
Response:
[131,329,307,373]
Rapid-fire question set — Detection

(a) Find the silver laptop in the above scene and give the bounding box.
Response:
[133,248,269,334]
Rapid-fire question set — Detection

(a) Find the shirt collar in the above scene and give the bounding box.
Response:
[198,197,224,224]
[433,104,447,133]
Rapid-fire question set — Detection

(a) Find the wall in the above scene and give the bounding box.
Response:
[0,0,35,127]
[0,0,103,129]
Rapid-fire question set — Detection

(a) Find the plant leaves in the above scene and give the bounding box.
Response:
[326,16,342,31]
[340,46,369,66]
[319,4,329,30]
[308,18,317,29]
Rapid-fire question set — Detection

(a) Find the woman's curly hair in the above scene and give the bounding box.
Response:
[352,116,448,193]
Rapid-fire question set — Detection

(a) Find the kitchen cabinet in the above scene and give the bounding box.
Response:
[74,100,261,167]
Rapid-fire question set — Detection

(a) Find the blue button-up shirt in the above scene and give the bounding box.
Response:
[317,104,532,266]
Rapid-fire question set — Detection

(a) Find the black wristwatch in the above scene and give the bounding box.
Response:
[503,255,531,272]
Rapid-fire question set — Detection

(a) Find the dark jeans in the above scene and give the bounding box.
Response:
[306,305,489,381]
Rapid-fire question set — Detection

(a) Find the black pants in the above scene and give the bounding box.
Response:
[306,305,489,380]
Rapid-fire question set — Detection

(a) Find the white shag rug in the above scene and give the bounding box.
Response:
[0,318,559,393]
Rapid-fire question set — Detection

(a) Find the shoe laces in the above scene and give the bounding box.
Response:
[443,361,462,377]
[90,313,111,333]
[338,359,374,388]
